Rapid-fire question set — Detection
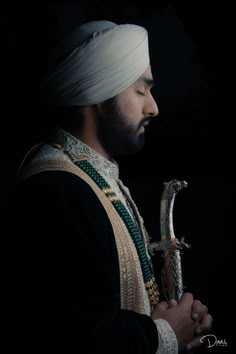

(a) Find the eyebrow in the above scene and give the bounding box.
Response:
[138,76,155,88]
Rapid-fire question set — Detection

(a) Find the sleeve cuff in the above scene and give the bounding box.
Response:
[154,319,178,354]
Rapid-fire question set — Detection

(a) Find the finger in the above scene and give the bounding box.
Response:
[179,292,194,309]
[185,335,204,351]
[156,300,170,311]
[151,300,169,319]
[192,300,208,321]
[195,314,213,335]
[155,301,170,310]
[191,300,202,320]
[168,299,178,308]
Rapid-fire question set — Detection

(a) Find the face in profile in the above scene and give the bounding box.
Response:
[96,66,159,157]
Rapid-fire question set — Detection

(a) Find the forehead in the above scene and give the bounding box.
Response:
[140,65,152,76]
[136,65,154,87]
[116,65,154,99]
[140,65,152,78]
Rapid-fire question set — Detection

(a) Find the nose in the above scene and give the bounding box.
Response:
[143,93,159,117]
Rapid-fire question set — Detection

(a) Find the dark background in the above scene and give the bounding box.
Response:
[1,1,234,352]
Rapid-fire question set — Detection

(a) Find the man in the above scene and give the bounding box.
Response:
[4,20,212,353]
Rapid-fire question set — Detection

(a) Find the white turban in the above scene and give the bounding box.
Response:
[43,20,150,106]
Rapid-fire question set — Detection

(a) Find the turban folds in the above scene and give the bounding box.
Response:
[43,20,150,106]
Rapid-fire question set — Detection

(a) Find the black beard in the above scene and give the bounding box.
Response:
[96,97,151,157]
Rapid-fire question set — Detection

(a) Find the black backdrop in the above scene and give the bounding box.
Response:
[1,1,234,352]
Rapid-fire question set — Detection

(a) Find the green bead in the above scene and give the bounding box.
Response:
[76,160,154,285]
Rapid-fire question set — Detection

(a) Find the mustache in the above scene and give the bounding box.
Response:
[137,116,153,130]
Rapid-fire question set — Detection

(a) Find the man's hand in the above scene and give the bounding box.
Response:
[185,299,213,352]
[165,296,213,352]
[151,293,213,352]
[151,293,198,351]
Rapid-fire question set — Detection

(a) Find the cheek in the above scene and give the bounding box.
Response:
[117,91,142,123]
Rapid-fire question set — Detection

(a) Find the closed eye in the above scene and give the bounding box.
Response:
[137,91,145,96]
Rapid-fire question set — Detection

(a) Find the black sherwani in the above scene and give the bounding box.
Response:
[3,171,158,353]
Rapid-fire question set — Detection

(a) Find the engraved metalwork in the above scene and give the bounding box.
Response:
[149,180,190,302]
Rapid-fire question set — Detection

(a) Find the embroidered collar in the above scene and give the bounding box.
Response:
[53,128,120,181]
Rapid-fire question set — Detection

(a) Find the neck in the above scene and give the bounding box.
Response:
[65,105,111,160]
[80,132,111,160]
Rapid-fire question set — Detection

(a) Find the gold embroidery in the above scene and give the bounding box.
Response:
[19,154,145,314]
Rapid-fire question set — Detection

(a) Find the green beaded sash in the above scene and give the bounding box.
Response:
[75,159,159,305]
[16,140,159,305]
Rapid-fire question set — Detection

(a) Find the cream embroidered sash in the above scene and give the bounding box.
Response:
[18,154,145,314]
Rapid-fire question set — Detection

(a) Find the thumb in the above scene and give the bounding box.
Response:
[157,300,170,311]
[151,300,172,320]
[168,299,178,308]
[179,292,194,309]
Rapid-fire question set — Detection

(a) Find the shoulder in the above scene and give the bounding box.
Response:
[4,170,106,225]
[11,170,103,214]
[4,169,116,247]
[19,169,91,192]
